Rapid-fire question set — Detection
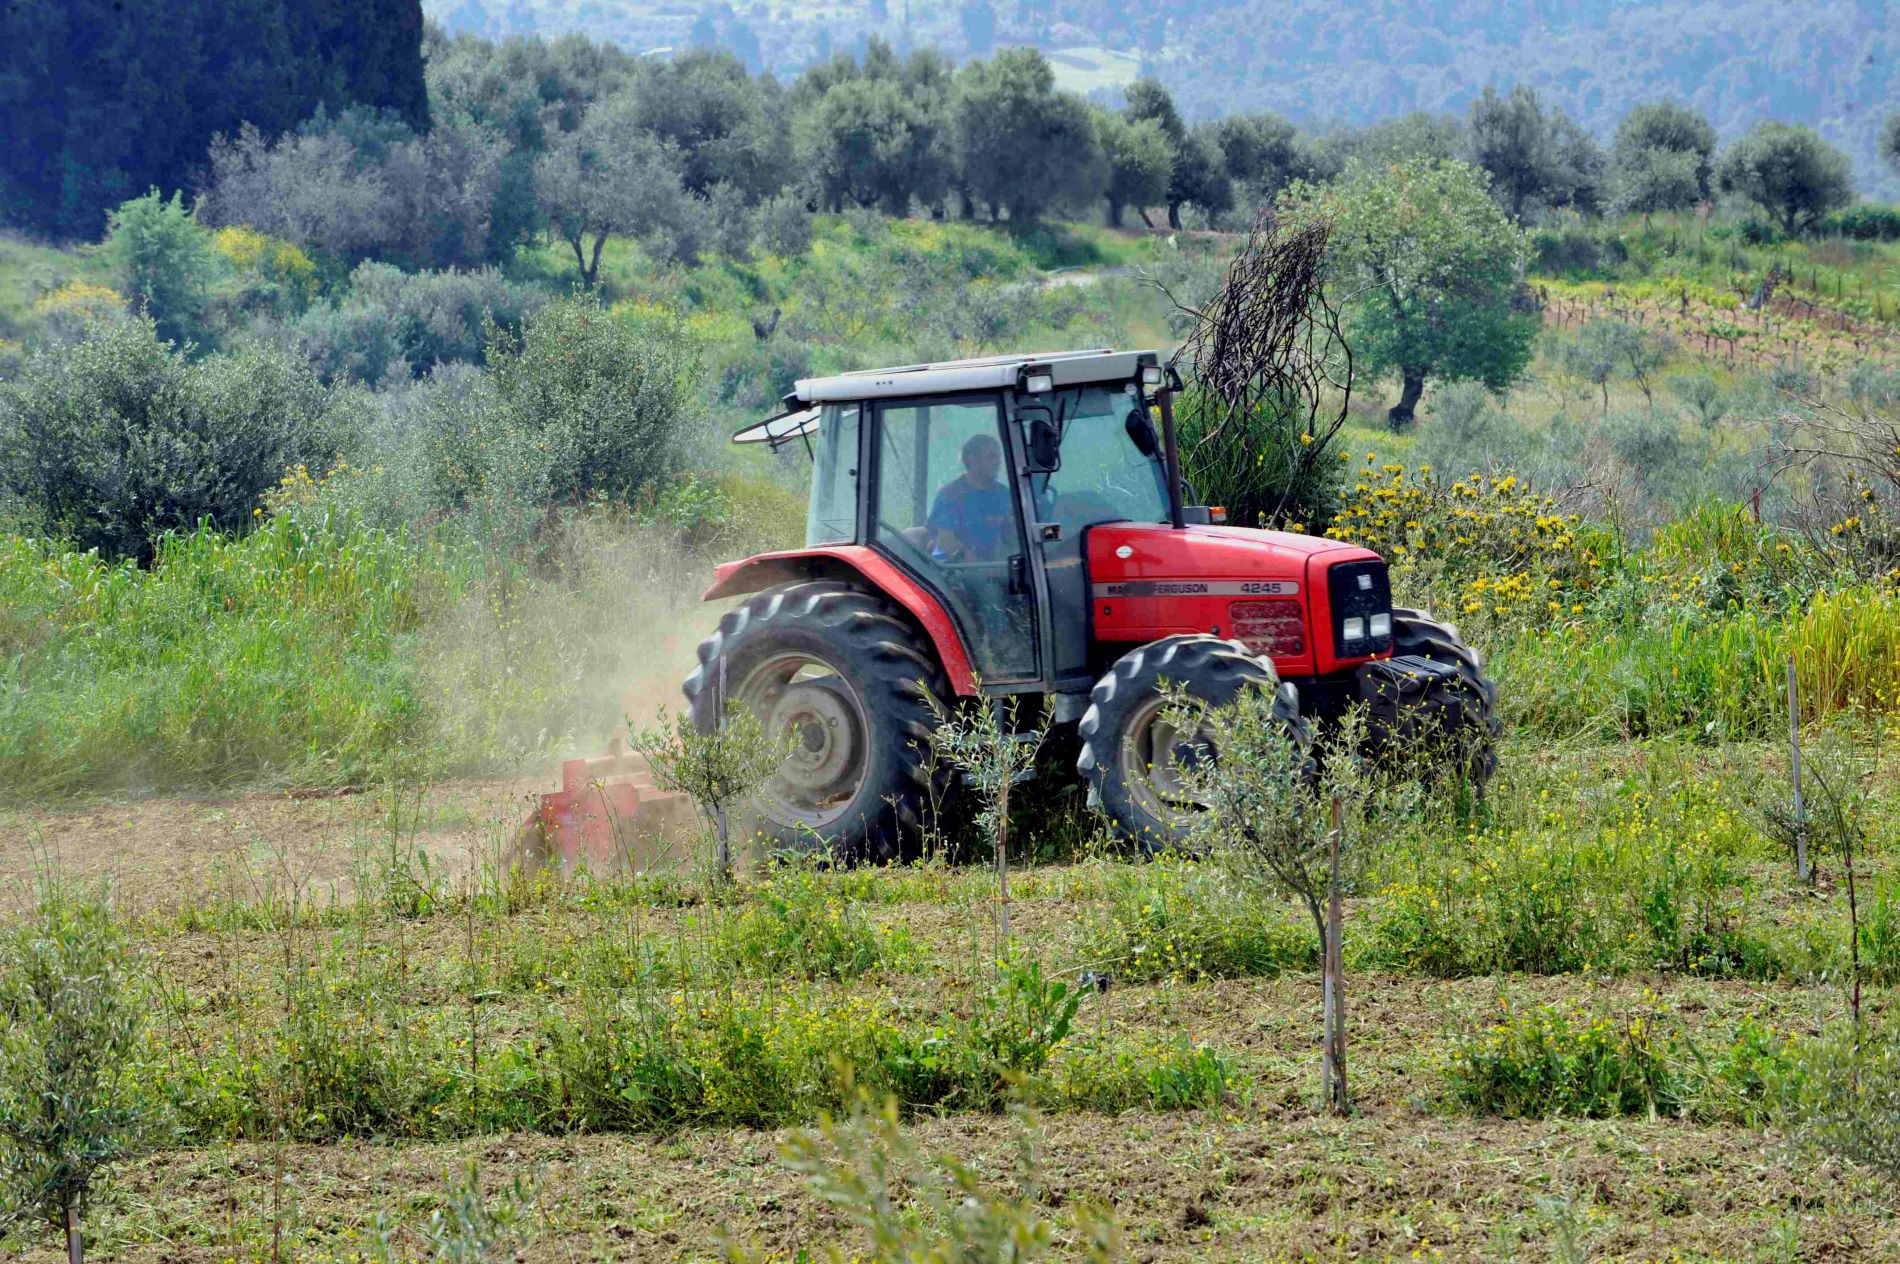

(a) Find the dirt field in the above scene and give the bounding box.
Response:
[0,778,543,916]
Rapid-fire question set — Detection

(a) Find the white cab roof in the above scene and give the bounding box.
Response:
[789,348,1156,405]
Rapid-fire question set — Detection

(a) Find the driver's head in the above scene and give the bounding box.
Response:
[961,433,1002,485]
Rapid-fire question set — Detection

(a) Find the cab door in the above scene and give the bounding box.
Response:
[867,393,1041,686]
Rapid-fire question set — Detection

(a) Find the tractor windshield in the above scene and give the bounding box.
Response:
[1030,383,1170,537]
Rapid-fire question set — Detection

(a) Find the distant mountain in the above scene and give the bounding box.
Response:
[426,0,1900,197]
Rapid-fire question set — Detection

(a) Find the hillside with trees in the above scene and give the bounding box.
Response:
[432,0,1900,198]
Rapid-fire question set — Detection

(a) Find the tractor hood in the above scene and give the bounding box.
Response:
[1086,522,1387,676]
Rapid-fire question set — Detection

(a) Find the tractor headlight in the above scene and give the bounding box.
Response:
[1342,616,1365,642]
[1140,366,1162,386]
[1369,612,1391,640]
[1025,372,1054,393]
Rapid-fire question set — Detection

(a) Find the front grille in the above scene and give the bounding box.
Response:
[1229,599,1305,656]
[1327,559,1392,659]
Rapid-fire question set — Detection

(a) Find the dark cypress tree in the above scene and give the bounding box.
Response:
[0,0,428,240]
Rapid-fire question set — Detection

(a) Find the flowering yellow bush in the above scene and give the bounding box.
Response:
[212,224,318,305]
[1324,458,1602,629]
[29,280,128,322]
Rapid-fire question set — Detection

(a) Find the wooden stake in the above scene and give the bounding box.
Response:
[1788,656,1809,886]
[994,699,1011,952]
[715,654,730,883]
[1322,795,1349,1115]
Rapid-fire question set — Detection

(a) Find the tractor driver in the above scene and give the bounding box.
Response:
[928,433,1014,562]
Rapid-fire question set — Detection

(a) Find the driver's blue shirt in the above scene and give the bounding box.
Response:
[928,477,1016,561]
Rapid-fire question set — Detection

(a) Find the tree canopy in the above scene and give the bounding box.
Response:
[1284,158,1537,428]
[1716,122,1856,235]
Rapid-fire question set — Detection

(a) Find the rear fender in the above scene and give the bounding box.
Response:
[702,546,978,695]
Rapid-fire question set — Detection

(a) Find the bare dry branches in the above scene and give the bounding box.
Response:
[1158,207,1353,526]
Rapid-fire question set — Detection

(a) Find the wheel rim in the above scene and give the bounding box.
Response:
[732,652,869,831]
[1116,695,1213,826]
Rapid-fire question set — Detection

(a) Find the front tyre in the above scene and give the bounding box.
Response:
[1077,635,1307,852]
[682,582,948,863]
[1359,608,1500,790]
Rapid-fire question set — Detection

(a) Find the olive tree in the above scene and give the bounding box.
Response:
[1610,101,1717,216]
[1716,122,1855,236]
[1096,111,1172,229]
[951,48,1103,223]
[0,878,149,1264]
[1465,85,1604,221]
[535,94,700,283]
[1283,158,1537,428]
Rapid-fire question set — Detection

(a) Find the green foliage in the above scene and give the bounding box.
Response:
[1078,856,1315,982]
[0,876,148,1250]
[473,292,700,509]
[0,516,424,795]
[1096,113,1172,229]
[1785,1025,1900,1180]
[284,260,542,384]
[1283,158,1538,425]
[202,107,509,274]
[103,190,221,346]
[1610,102,1718,214]
[716,872,923,980]
[1443,1000,1684,1118]
[535,95,701,283]
[1821,203,1900,241]
[952,48,1104,223]
[0,314,358,561]
[797,74,954,216]
[1043,1036,1232,1113]
[631,702,786,877]
[374,1163,539,1264]
[1716,122,1856,236]
[1465,85,1604,221]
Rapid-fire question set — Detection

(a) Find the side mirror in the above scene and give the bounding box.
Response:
[1124,408,1159,457]
[1022,406,1061,473]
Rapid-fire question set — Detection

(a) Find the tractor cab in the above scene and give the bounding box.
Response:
[693,350,1497,859]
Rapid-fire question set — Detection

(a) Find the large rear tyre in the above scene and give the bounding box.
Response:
[682,582,948,863]
[1077,635,1307,853]
[1360,608,1500,789]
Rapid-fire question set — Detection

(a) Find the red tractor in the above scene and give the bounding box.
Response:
[684,349,1497,860]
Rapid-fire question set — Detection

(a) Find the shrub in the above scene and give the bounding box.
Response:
[211,225,320,314]
[1078,856,1314,982]
[201,109,509,272]
[1443,1000,1683,1118]
[0,517,427,794]
[716,872,923,980]
[1323,462,1603,635]
[104,189,221,346]
[1820,204,1900,241]
[475,293,700,508]
[1530,219,1624,276]
[753,191,814,258]
[25,281,130,345]
[283,261,542,384]
[744,1095,1123,1264]
[1043,1035,1233,1112]
[0,316,361,560]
